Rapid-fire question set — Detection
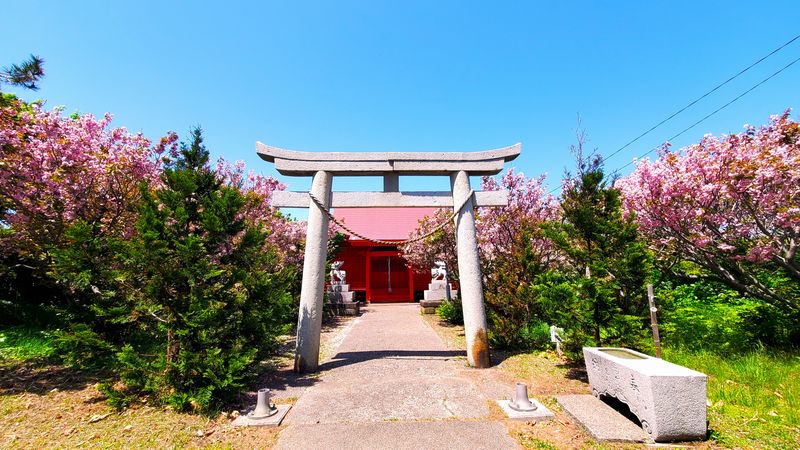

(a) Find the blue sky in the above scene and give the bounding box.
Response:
[3,1,799,219]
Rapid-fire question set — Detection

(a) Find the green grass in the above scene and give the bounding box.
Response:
[0,326,56,363]
[665,347,799,449]
[516,433,558,450]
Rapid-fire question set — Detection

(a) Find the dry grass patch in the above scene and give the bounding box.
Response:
[0,374,280,449]
[420,313,466,351]
[0,315,358,449]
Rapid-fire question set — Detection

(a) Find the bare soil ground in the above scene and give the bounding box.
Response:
[0,316,355,449]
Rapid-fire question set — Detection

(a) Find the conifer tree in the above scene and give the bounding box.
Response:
[0,55,45,91]
[118,128,293,411]
[544,143,652,348]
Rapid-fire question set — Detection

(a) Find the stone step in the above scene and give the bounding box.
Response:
[419,299,443,314]
[556,394,650,443]
[423,290,457,301]
[327,301,360,316]
[329,291,355,302]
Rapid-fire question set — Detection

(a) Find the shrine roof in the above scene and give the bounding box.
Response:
[332,207,438,241]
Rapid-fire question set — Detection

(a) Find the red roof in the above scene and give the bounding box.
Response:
[332,207,438,241]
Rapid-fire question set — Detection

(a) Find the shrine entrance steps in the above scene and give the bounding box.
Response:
[274,304,516,450]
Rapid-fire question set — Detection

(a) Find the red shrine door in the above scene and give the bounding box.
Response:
[366,250,414,302]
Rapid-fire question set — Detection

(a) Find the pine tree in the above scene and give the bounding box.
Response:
[118,128,293,411]
[544,144,652,349]
[0,55,45,91]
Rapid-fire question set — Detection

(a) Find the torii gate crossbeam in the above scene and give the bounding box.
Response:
[257,142,521,372]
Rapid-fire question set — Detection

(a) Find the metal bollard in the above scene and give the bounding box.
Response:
[508,382,538,412]
[248,388,278,419]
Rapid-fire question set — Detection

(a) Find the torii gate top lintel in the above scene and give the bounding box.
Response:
[256,142,520,177]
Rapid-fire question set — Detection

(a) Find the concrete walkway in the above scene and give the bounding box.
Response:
[275,304,517,450]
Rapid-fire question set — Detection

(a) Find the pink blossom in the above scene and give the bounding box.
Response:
[616,110,799,306]
[214,156,304,270]
[403,168,558,275]
[0,101,167,252]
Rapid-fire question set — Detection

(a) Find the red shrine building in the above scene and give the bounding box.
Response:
[332,207,435,303]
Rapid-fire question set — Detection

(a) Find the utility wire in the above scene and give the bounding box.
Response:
[545,35,800,196]
[614,54,800,173]
[603,33,800,163]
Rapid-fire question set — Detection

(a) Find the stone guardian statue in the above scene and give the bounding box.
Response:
[550,325,564,358]
[329,261,346,285]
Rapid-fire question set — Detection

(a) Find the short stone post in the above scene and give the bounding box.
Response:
[451,171,491,368]
[294,171,332,373]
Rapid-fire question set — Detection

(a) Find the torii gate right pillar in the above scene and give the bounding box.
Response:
[451,170,491,367]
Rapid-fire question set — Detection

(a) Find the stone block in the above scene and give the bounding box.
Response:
[232,404,291,427]
[419,299,443,314]
[423,286,457,301]
[328,291,354,303]
[583,347,707,442]
[328,301,360,316]
[496,398,555,422]
[429,280,448,290]
[328,284,350,292]
[557,394,649,443]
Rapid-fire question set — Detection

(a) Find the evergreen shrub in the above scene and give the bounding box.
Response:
[436,298,463,325]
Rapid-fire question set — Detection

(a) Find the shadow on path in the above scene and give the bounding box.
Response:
[246,315,359,403]
[320,349,466,371]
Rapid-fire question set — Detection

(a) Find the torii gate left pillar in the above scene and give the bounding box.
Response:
[257,142,521,372]
[294,170,332,372]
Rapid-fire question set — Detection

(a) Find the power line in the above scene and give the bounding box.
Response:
[614,54,800,173]
[545,35,800,196]
[603,33,800,163]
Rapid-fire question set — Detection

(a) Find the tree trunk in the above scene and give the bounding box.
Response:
[594,311,601,345]
[165,327,180,376]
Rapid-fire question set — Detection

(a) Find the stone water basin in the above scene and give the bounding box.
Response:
[583,347,707,442]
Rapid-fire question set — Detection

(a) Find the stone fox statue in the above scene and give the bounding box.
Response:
[431,261,447,281]
[330,261,346,284]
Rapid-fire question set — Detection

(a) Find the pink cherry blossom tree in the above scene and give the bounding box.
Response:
[478,169,559,270]
[214,157,305,270]
[616,111,800,314]
[403,168,558,278]
[0,96,305,275]
[401,208,457,278]
[402,169,558,344]
[0,99,169,261]
[477,169,560,347]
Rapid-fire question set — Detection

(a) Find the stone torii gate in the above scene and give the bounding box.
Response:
[257,142,521,373]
